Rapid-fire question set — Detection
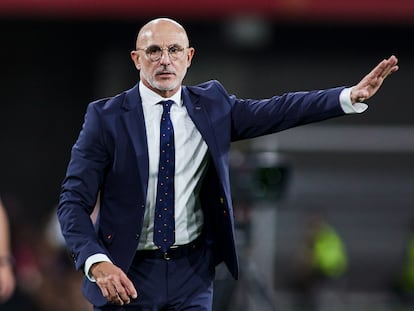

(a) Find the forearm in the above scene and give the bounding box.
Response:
[0,200,15,302]
[57,199,107,270]
[0,200,12,260]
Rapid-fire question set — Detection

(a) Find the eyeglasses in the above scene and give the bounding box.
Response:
[136,45,187,62]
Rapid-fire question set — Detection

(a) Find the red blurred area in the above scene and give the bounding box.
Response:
[0,0,413,22]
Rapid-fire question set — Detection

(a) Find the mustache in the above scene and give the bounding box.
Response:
[155,67,176,76]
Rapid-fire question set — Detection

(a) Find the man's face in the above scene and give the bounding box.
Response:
[131,20,195,98]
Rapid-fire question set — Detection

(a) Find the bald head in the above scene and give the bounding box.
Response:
[135,18,190,49]
[130,17,195,98]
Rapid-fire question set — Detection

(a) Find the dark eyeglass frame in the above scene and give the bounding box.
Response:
[136,44,188,62]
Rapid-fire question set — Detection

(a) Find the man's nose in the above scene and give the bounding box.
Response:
[159,49,171,64]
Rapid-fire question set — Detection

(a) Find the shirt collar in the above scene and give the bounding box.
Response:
[139,81,182,107]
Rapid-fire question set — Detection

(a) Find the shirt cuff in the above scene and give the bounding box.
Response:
[84,253,112,282]
[340,87,368,114]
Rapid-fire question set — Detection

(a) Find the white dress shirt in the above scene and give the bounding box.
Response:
[138,82,208,249]
[84,84,365,280]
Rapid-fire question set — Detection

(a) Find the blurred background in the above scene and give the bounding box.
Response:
[0,0,413,310]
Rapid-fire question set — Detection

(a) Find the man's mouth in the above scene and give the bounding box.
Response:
[156,70,175,78]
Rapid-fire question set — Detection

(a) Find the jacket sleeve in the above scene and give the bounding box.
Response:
[57,100,111,271]
[225,85,347,141]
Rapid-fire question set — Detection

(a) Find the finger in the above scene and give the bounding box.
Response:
[99,285,110,302]
[379,56,399,79]
[366,56,395,82]
[367,59,390,82]
[113,283,131,304]
[99,281,123,305]
[108,285,124,305]
[383,62,399,77]
[113,275,138,304]
[113,292,125,305]
[363,55,398,86]
[121,277,138,299]
[387,55,398,67]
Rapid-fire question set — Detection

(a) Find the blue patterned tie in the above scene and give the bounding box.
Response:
[154,100,175,252]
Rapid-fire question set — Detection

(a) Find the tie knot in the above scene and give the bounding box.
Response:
[160,100,174,113]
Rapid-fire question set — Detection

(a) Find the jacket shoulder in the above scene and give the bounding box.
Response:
[186,80,228,98]
[88,84,138,113]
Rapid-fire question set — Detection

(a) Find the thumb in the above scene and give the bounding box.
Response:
[351,88,370,103]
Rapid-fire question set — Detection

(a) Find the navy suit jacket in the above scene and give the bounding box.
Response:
[58,80,346,306]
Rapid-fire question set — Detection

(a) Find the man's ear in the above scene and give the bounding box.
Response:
[186,47,195,68]
[130,50,141,70]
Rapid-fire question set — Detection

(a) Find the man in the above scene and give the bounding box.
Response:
[0,198,15,303]
[57,17,398,310]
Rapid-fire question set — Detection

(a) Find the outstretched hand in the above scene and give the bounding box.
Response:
[90,261,138,305]
[350,55,399,104]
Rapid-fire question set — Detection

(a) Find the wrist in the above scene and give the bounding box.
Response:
[89,262,99,277]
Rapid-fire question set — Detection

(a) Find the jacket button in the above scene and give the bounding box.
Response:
[135,234,140,240]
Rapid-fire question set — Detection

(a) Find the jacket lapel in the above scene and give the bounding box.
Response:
[182,86,227,187]
[182,86,220,159]
[121,85,149,199]
[119,85,224,200]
